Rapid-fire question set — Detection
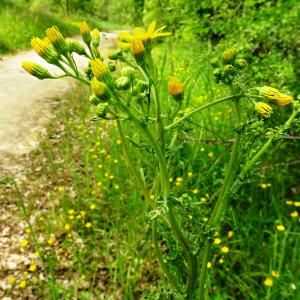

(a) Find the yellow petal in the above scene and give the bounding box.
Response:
[155,25,167,33]
[147,21,156,34]
[134,27,145,35]
[118,41,131,49]
[117,32,133,42]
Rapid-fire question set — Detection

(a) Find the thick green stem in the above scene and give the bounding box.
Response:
[199,100,242,299]
[166,95,241,130]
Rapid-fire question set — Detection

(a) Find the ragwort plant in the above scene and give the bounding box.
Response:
[22,21,300,299]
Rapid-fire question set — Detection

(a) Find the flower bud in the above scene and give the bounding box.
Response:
[168,76,184,101]
[236,58,247,69]
[260,86,280,100]
[224,64,235,76]
[22,61,53,80]
[255,102,273,119]
[91,59,112,84]
[96,103,109,118]
[66,38,86,55]
[116,77,130,90]
[210,57,219,68]
[260,86,293,106]
[108,49,122,60]
[136,80,148,93]
[31,37,59,64]
[91,28,100,47]
[91,77,110,101]
[79,22,92,45]
[222,47,237,64]
[45,26,68,54]
[131,38,145,65]
[121,67,136,81]
[108,61,117,72]
[89,94,101,106]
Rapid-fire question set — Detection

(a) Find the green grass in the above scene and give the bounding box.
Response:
[0,2,122,55]
[1,38,299,299]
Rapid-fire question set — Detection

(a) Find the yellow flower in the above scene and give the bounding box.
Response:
[118,20,171,49]
[264,277,273,287]
[91,59,109,81]
[168,76,184,100]
[207,262,212,269]
[64,224,71,231]
[192,189,199,194]
[131,38,145,57]
[7,275,16,285]
[294,202,300,207]
[208,152,214,158]
[20,239,28,247]
[31,37,58,63]
[47,238,54,245]
[90,204,96,210]
[214,238,222,245]
[187,171,193,177]
[85,222,92,228]
[276,225,285,231]
[200,197,207,203]
[271,270,280,278]
[29,264,37,272]
[91,77,109,100]
[255,102,273,118]
[227,231,234,238]
[260,86,293,106]
[19,280,26,288]
[290,211,299,218]
[79,22,92,44]
[222,47,238,63]
[68,209,75,215]
[221,246,229,253]
[219,258,225,264]
[22,61,52,80]
[45,26,68,53]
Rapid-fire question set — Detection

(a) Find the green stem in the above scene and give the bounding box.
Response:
[116,120,151,203]
[199,99,242,299]
[166,95,241,130]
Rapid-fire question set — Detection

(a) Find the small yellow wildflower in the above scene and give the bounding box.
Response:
[276,225,285,231]
[255,102,273,118]
[22,61,52,80]
[294,202,300,207]
[271,270,280,278]
[90,204,96,210]
[7,275,16,285]
[79,21,91,44]
[69,215,74,220]
[188,171,193,177]
[259,183,268,189]
[91,78,110,100]
[222,47,237,63]
[85,222,92,228]
[207,262,212,269]
[80,210,86,217]
[208,152,214,158]
[200,197,207,203]
[264,277,273,287]
[290,211,299,218]
[131,38,145,57]
[150,195,155,200]
[25,228,31,234]
[227,231,234,238]
[286,200,294,206]
[202,217,208,222]
[68,209,75,215]
[260,86,293,106]
[19,280,26,288]
[29,264,37,272]
[34,251,40,257]
[58,186,64,193]
[219,258,225,264]
[114,159,118,164]
[97,181,102,187]
[168,76,184,100]
[114,184,120,189]
[91,59,109,81]
[221,246,229,253]
[20,239,28,248]
[64,224,71,231]
[214,238,222,245]
[192,189,199,194]
[47,239,54,245]
[45,26,67,53]
[116,139,121,145]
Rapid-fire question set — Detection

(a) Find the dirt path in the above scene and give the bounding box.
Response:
[0,33,118,177]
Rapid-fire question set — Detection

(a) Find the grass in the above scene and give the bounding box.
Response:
[0,2,122,55]
[1,38,300,299]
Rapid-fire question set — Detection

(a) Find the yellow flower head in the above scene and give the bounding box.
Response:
[91,77,109,100]
[80,21,92,44]
[276,224,285,231]
[222,47,238,63]
[168,76,184,100]
[118,20,171,49]
[131,38,145,56]
[91,59,109,80]
[31,37,58,63]
[264,277,273,287]
[22,61,52,80]
[46,26,68,53]
[260,86,294,106]
[255,102,273,118]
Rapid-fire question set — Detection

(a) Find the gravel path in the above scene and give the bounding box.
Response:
[0,33,118,177]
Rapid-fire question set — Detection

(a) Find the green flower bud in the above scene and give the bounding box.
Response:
[89,94,100,106]
[222,47,238,64]
[121,67,135,81]
[210,57,219,68]
[22,61,53,80]
[213,68,221,78]
[91,28,100,47]
[96,103,109,118]
[116,77,130,90]
[236,58,247,69]
[108,61,117,72]
[224,64,235,75]
[80,22,92,45]
[136,80,148,93]
[66,38,86,55]
[108,49,122,60]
